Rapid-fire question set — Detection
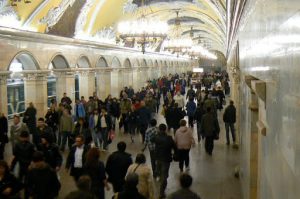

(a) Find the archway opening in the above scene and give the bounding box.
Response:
[96,57,108,68]
[77,56,91,68]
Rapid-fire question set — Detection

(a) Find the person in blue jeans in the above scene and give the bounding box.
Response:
[99,107,112,151]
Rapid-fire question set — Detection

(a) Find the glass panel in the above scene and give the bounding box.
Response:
[47,77,57,107]
[7,79,25,119]
[75,75,79,100]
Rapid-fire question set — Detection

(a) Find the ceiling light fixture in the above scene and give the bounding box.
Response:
[117,0,168,54]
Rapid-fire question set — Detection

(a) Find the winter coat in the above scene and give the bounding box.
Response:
[66,145,90,176]
[175,127,195,150]
[152,132,176,162]
[126,163,154,199]
[173,94,185,108]
[74,103,86,119]
[59,114,73,132]
[37,143,62,169]
[26,162,61,199]
[0,172,23,198]
[10,122,29,146]
[200,112,220,137]
[137,107,151,125]
[120,99,132,114]
[185,101,196,117]
[223,104,236,123]
[112,186,146,199]
[106,151,132,184]
[0,116,8,144]
[23,107,37,134]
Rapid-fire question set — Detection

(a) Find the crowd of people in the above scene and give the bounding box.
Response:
[0,71,236,199]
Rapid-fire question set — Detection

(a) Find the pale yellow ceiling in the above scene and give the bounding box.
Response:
[1,0,226,53]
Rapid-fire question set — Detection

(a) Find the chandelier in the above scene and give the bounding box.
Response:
[187,45,217,60]
[163,11,193,56]
[10,0,32,6]
[117,0,168,53]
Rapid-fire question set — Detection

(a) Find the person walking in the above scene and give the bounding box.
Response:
[98,108,112,151]
[143,119,158,178]
[151,124,176,199]
[11,131,35,182]
[201,107,220,155]
[66,135,90,182]
[10,115,29,148]
[26,152,61,199]
[37,133,62,171]
[23,102,37,141]
[126,153,154,199]
[83,148,110,199]
[174,120,195,172]
[185,98,196,128]
[59,109,74,151]
[138,101,151,143]
[167,173,201,199]
[0,113,8,159]
[112,173,146,199]
[194,102,205,143]
[106,141,132,193]
[223,100,236,145]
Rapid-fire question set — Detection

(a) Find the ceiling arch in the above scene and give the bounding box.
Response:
[9,51,40,71]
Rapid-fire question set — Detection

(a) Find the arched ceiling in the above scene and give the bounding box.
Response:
[0,0,226,54]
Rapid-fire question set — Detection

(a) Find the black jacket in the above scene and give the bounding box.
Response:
[137,107,151,125]
[37,143,62,169]
[26,163,61,199]
[201,112,220,137]
[66,145,90,176]
[23,107,37,132]
[0,116,8,143]
[12,141,35,168]
[106,151,132,183]
[152,132,176,162]
[0,172,23,198]
[171,108,185,129]
[84,161,106,196]
[223,105,236,123]
[112,186,146,199]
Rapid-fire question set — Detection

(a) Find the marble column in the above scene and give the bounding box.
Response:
[147,68,152,80]
[78,70,95,99]
[110,69,120,98]
[55,70,75,106]
[132,68,139,91]
[96,69,111,100]
[23,71,49,118]
[230,70,241,144]
[0,72,11,116]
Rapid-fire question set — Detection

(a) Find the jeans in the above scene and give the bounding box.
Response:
[156,160,170,197]
[225,123,236,144]
[100,128,109,150]
[205,136,214,155]
[178,149,190,171]
[139,123,148,143]
[149,150,157,177]
[188,115,194,127]
[197,122,202,142]
[59,131,73,151]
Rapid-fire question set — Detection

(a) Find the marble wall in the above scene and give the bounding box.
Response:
[228,0,300,199]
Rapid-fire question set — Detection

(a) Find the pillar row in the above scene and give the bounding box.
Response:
[55,71,75,106]
[23,71,49,118]
[0,71,10,116]
[78,71,95,99]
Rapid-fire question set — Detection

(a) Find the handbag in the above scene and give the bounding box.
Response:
[107,129,116,144]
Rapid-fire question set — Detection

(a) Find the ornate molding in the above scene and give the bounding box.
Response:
[74,0,95,36]
[123,0,138,14]
[40,0,76,32]
[0,71,11,84]
[23,70,49,81]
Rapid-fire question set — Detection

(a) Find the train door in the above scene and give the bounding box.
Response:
[7,79,25,119]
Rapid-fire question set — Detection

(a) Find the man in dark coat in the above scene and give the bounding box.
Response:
[152,124,176,199]
[26,151,61,199]
[23,102,37,139]
[11,131,35,181]
[106,141,132,193]
[35,118,53,146]
[138,101,151,143]
[223,100,236,145]
[112,173,146,199]
[167,173,201,199]
[0,113,8,159]
[171,103,185,134]
[201,107,220,155]
[66,135,90,182]
[37,133,62,171]
[186,86,196,100]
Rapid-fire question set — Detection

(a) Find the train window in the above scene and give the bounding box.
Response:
[47,77,57,107]
[75,75,79,100]
[7,79,25,119]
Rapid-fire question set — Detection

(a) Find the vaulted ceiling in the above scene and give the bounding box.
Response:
[0,0,226,54]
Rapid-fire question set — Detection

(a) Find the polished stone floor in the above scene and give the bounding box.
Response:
[58,106,241,199]
[5,100,242,199]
